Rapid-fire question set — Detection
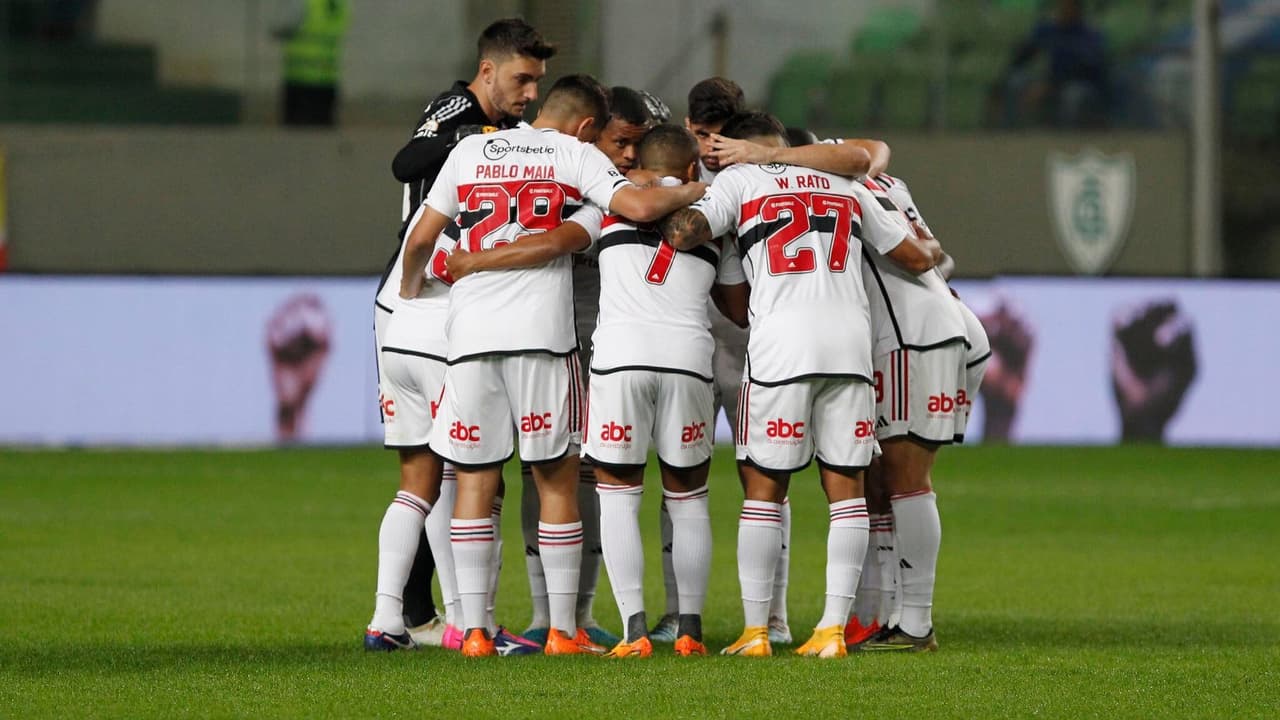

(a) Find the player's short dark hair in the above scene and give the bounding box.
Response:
[785,127,819,147]
[687,77,745,126]
[719,112,788,144]
[478,18,556,62]
[638,90,672,124]
[637,124,699,173]
[543,74,610,130]
[609,86,654,127]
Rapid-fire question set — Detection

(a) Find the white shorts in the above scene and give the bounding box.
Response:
[874,343,969,444]
[380,349,446,448]
[584,369,715,468]
[429,353,584,466]
[735,376,877,473]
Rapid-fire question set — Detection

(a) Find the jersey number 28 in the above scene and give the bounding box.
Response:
[462,181,565,252]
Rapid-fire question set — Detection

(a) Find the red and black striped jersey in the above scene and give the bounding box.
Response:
[425,126,627,361]
[591,187,746,379]
[690,163,910,385]
[859,174,968,357]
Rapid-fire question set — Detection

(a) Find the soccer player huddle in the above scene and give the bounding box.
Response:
[365,18,991,659]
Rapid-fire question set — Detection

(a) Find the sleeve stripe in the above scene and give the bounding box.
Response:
[426,96,468,122]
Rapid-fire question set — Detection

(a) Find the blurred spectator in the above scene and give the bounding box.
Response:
[274,0,350,126]
[1004,0,1111,128]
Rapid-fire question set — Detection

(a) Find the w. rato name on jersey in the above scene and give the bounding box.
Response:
[858,174,967,357]
[691,163,911,385]
[591,211,743,380]
[425,126,625,362]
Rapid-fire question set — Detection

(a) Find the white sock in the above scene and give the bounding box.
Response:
[738,500,783,628]
[520,465,549,629]
[664,486,711,617]
[853,517,881,626]
[485,496,503,635]
[818,498,869,628]
[539,520,583,635]
[597,483,645,629]
[425,470,459,627]
[770,496,791,623]
[660,499,678,615]
[892,490,941,637]
[576,461,602,625]
[450,516,494,633]
[873,512,898,627]
[371,491,431,634]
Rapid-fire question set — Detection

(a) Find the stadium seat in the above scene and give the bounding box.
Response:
[945,52,1005,130]
[1231,55,1280,138]
[827,64,882,131]
[880,57,932,130]
[1100,3,1155,58]
[767,51,835,129]
[851,6,923,55]
[3,41,157,86]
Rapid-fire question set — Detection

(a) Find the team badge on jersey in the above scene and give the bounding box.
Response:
[1047,147,1135,275]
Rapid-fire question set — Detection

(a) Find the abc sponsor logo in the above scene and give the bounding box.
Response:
[449,421,481,444]
[765,419,805,444]
[379,393,396,420]
[599,421,633,446]
[521,412,553,435]
[680,421,707,447]
[854,419,875,443]
[927,390,971,415]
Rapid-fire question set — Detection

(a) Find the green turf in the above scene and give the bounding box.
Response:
[1,446,1278,718]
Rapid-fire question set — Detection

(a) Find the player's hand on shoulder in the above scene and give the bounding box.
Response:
[708,134,775,167]
[626,168,662,188]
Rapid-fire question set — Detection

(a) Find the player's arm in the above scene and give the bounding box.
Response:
[446,222,592,280]
[853,183,939,275]
[576,143,707,224]
[936,251,957,280]
[711,282,750,328]
[391,96,489,182]
[607,182,707,223]
[708,134,876,177]
[885,221,944,275]
[658,207,714,251]
[391,134,456,183]
[842,138,891,177]
[399,207,453,297]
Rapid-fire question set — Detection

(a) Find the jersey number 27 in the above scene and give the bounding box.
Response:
[759,193,856,275]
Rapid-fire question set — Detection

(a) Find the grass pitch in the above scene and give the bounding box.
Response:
[1,446,1278,718]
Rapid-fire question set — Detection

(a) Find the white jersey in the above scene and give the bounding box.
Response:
[691,163,911,385]
[591,198,746,379]
[424,125,629,362]
[858,174,967,357]
[381,205,456,356]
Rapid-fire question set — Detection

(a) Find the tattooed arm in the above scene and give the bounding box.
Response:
[659,207,713,251]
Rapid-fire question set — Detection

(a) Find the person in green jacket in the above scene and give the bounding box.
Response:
[275,0,350,126]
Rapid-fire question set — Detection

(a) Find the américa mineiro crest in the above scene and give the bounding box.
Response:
[1046,147,1136,275]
